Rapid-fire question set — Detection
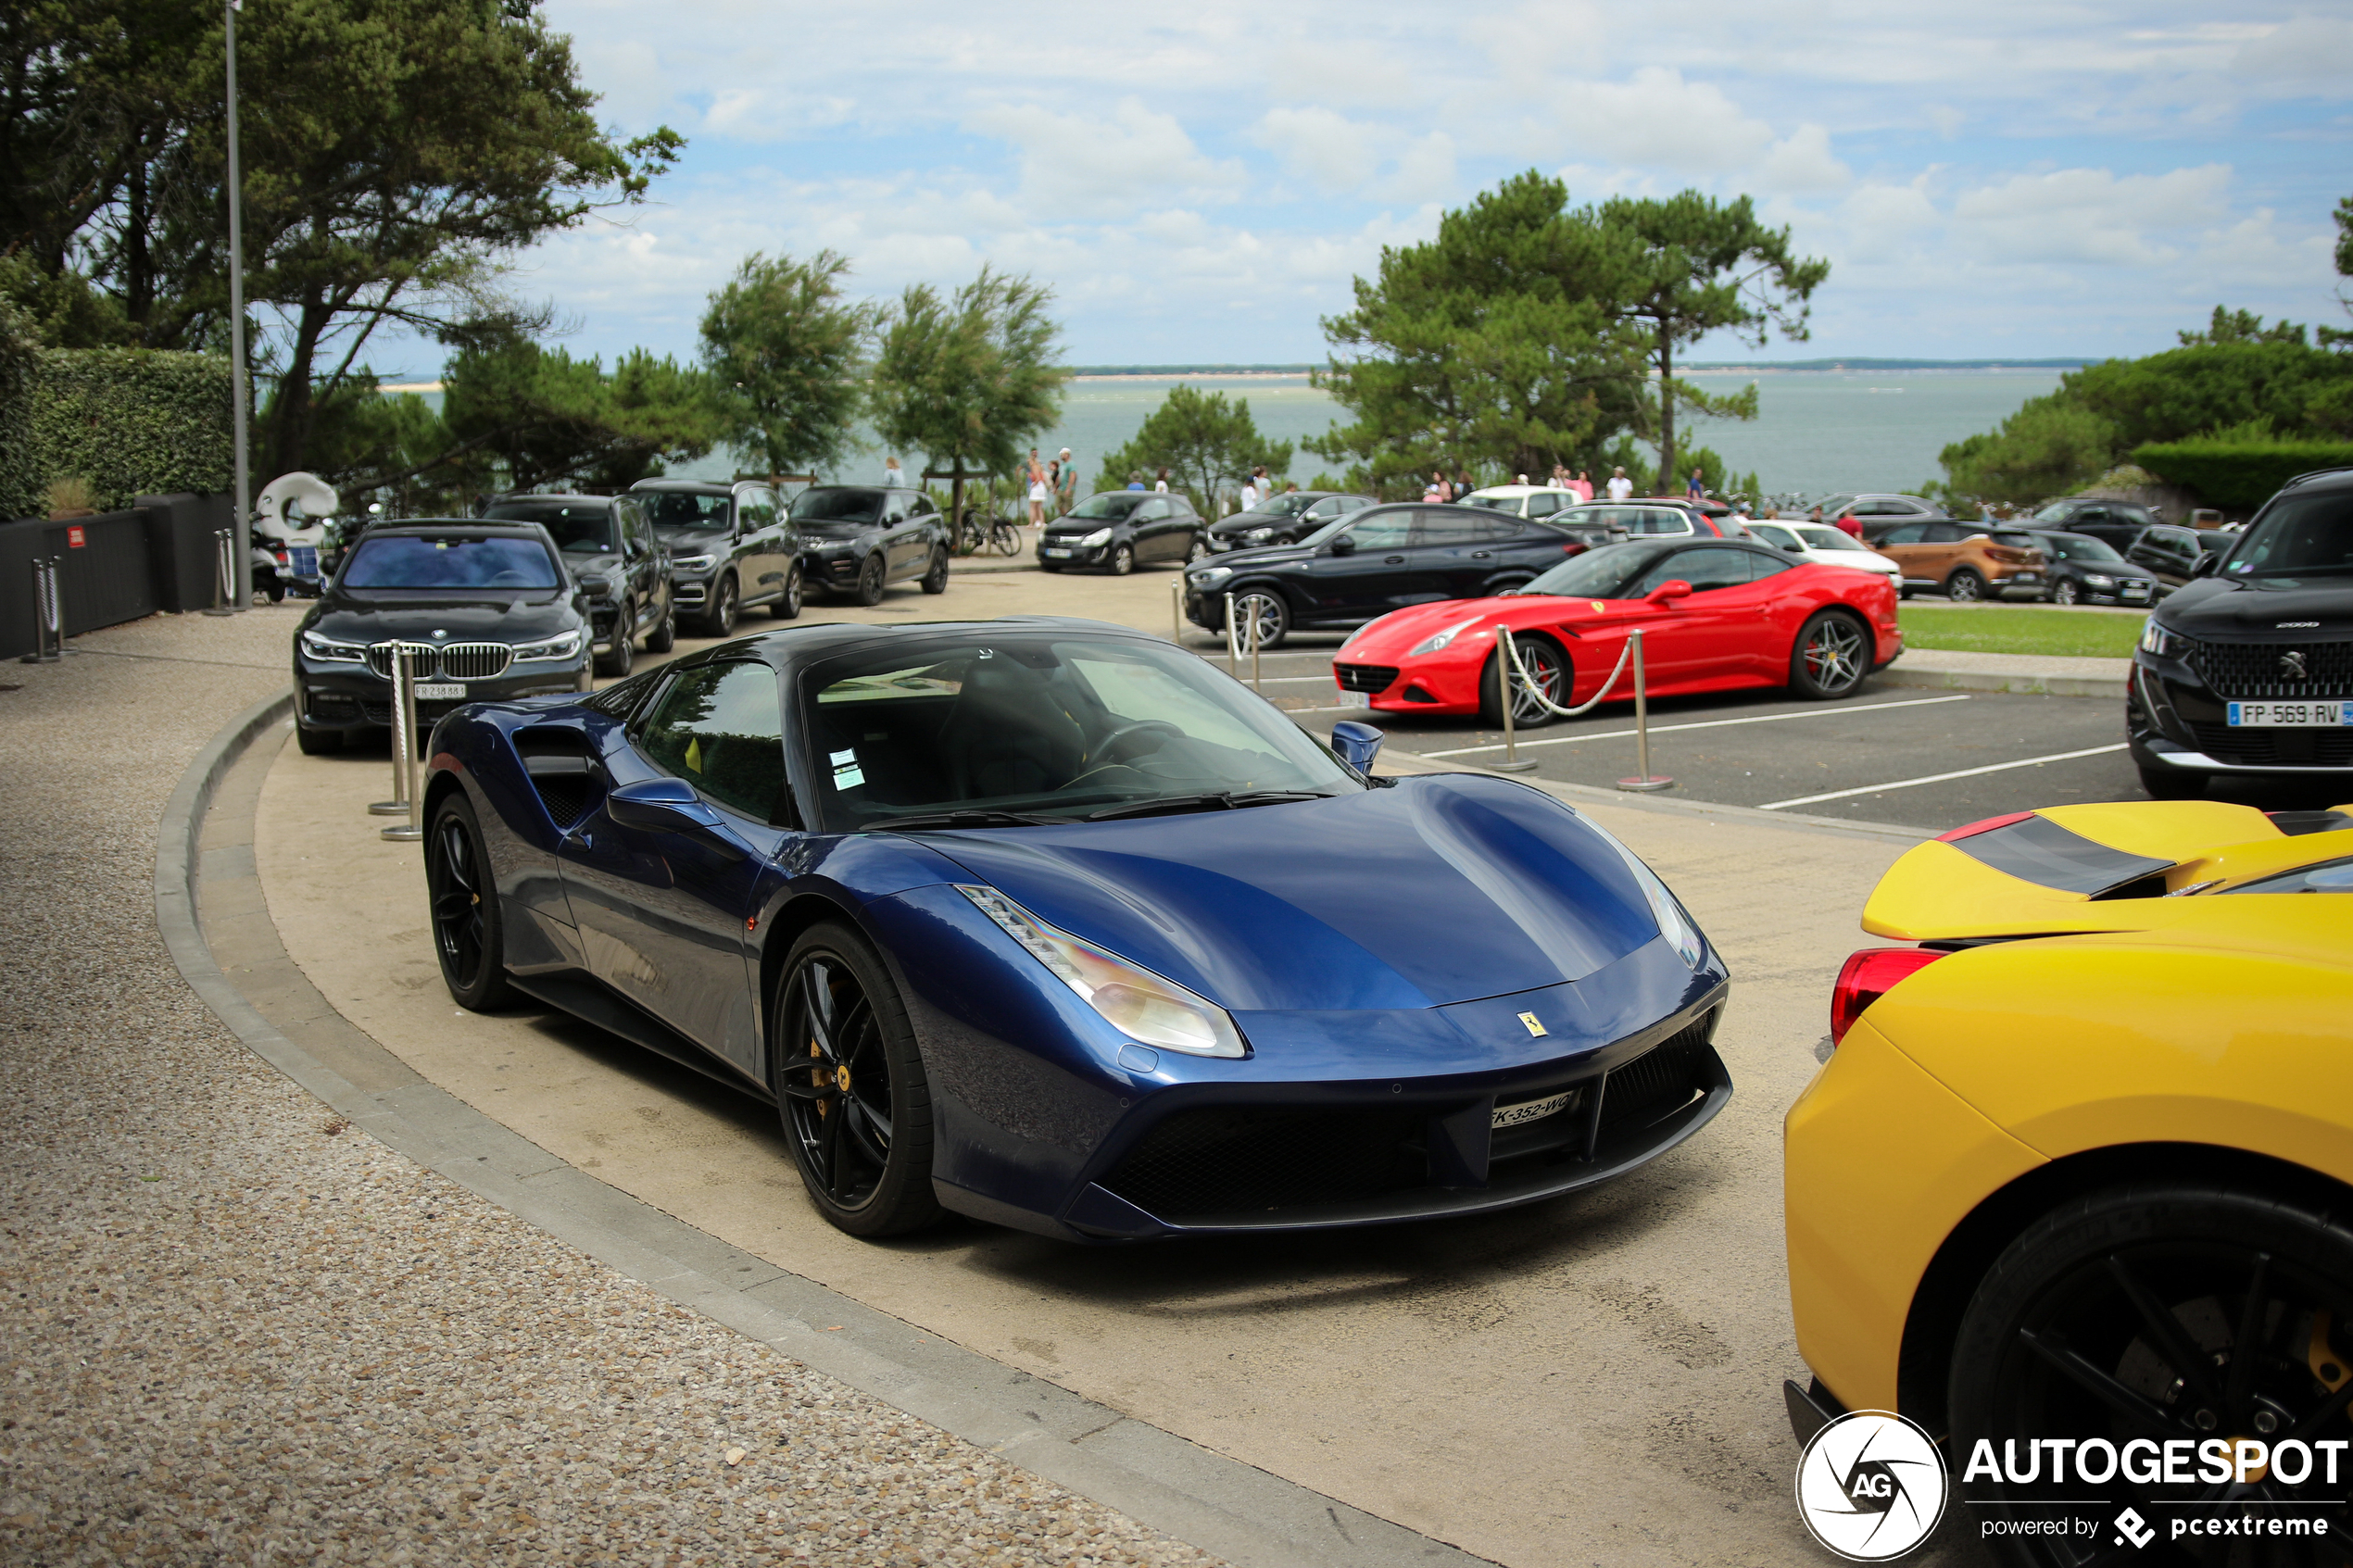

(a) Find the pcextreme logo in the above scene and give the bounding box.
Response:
[1795,1411,1949,1561]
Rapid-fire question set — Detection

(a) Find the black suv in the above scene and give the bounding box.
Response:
[480,493,673,676]
[631,478,801,634]
[292,521,594,754]
[1183,501,1583,647]
[2129,467,2353,797]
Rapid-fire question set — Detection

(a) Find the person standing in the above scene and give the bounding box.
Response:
[1686,467,1705,499]
[1605,467,1633,502]
[1026,449,1048,529]
[1239,470,1260,511]
[1152,468,1169,493]
[884,455,905,488]
[1057,449,1076,514]
[1423,470,1445,503]
[1573,470,1594,502]
[1126,470,1147,492]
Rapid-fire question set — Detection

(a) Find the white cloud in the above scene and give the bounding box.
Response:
[1252,107,1385,193]
[1950,164,2233,266]
[969,96,1243,216]
[1381,133,1458,205]
[2231,14,2353,89]
[1758,125,1851,194]
[1554,68,1774,171]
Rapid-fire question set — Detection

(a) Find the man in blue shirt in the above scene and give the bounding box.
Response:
[1686,468,1705,498]
[1126,470,1146,491]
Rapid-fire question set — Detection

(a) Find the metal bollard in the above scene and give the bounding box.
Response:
[20,557,63,663]
[381,646,426,842]
[1615,628,1674,793]
[1492,624,1536,771]
[369,645,413,816]
[1224,592,1239,677]
[202,528,237,616]
[1170,577,1182,644]
[1248,601,1263,695]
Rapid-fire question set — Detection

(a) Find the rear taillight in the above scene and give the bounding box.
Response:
[1830,947,1945,1047]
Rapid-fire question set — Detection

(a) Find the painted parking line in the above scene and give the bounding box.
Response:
[1757,743,2130,810]
[1420,695,1976,758]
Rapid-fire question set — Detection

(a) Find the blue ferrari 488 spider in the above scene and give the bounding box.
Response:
[420,617,1730,1242]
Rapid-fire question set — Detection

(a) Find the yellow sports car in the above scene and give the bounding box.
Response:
[1784,800,2353,1560]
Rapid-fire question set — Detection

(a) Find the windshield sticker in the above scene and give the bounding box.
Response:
[830,749,865,790]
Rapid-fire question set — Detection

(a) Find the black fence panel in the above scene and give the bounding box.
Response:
[135,492,234,613]
[0,510,166,659]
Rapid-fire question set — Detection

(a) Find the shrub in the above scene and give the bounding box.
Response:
[2132,438,2353,513]
[24,349,235,512]
[0,298,39,521]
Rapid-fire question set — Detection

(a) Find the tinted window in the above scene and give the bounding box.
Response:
[1340,511,1415,550]
[1923,521,1969,543]
[1411,509,1483,545]
[638,490,733,530]
[1637,546,1754,595]
[1878,522,1927,545]
[790,487,885,524]
[1337,497,1373,513]
[1307,497,1341,517]
[639,661,786,822]
[1630,508,1692,536]
[738,489,779,529]
[1474,513,1524,539]
[1136,497,1172,520]
[343,534,560,589]
[2031,501,2077,523]
[1518,542,1675,599]
[1750,523,1802,550]
[1525,492,1564,518]
[1065,492,1149,521]
[481,498,616,554]
[2042,533,2122,563]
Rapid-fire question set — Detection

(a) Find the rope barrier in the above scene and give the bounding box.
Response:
[1500,630,1634,720]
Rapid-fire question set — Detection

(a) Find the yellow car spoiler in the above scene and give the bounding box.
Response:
[1861,800,2353,942]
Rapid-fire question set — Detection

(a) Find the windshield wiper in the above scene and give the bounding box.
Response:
[1084,790,1329,822]
[873,809,1061,831]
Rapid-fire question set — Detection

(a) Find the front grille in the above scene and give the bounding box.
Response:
[1335,663,1400,695]
[2186,721,2353,769]
[1597,1023,1711,1139]
[362,640,515,681]
[1101,1107,1424,1221]
[2183,636,2353,700]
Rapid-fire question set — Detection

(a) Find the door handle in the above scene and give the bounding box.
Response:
[1384,555,1405,564]
[1471,550,1491,558]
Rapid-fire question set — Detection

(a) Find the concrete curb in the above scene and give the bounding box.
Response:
[1875,662,2127,701]
[154,696,1495,1568]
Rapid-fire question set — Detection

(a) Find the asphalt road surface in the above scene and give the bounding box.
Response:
[1202,634,2350,830]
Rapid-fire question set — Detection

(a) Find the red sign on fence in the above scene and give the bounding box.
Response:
[66,525,86,547]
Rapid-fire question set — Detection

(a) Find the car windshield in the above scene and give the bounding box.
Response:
[2030,502,2078,523]
[1795,525,1872,552]
[480,499,614,553]
[789,488,883,533]
[638,491,732,530]
[1516,541,1676,599]
[1464,495,1519,511]
[1065,492,1149,521]
[2222,493,2353,583]
[1232,493,1315,521]
[2043,533,2123,563]
[802,635,1358,833]
[343,535,559,590]
[1987,530,2040,548]
[1749,523,1799,549]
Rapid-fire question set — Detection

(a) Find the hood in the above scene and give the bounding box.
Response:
[2154,575,2353,640]
[308,593,583,643]
[914,773,1671,1011]
[1341,595,1542,657]
[1202,540,1317,568]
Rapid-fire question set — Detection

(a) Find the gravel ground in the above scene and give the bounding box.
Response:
[0,608,1216,1567]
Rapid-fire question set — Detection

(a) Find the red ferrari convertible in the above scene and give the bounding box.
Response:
[1331,536,1903,727]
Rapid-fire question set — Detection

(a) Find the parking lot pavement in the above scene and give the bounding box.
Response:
[1211,638,2352,830]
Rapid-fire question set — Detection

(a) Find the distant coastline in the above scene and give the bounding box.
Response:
[1063,357,2093,381]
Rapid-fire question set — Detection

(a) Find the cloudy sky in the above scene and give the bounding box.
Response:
[425,0,2353,375]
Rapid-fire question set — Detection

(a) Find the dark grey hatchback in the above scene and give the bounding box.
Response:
[1038,490,1206,574]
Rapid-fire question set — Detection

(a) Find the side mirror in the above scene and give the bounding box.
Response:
[1781,541,1806,553]
[1645,579,1693,605]
[2191,552,2219,578]
[606,777,744,855]
[1330,720,1384,774]
[1327,534,1357,556]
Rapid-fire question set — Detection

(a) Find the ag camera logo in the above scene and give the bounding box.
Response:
[1796,1411,1948,1562]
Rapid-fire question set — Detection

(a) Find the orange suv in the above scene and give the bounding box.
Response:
[1863,519,2046,601]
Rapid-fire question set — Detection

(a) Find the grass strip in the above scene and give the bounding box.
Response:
[1897,604,2145,659]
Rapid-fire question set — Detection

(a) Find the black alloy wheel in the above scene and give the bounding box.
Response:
[705,573,739,637]
[2051,578,2082,607]
[773,922,940,1237]
[594,601,635,676]
[1947,567,1988,602]
[771,562,803,620]
[1230,589,1289,650]
[1109,541,1136,576]
[646,596,676,651]
[1951,1184,2353,1567]
[854,553,887,607]
[1478,633,1567,729]
[920,546,950,595]
[1790,610,1869,698]
[427,794,511,1010]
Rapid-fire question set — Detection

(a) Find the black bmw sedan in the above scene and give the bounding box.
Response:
[2128,466,2353,798]
[291,521,594,755]
[1183,501,1585,646]
[1039,490,1206,573]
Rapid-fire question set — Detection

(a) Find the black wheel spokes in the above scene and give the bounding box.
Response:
[782,955,891,1210]
[2225,1251,2272,1413]
[2018,1325,2180,1436]
[2106,1253,2227,1408]
[430,820,484,984]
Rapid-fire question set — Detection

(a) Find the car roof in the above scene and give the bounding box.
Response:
[1465,485,1575,498]
[657,616,1167,676]
[2283,466,2353,492]
[364,520,554,539]
[631,479,735,495]
[494,493,619,508]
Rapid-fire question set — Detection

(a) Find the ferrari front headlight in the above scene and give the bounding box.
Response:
[1408,618,1480,658]
[956,885,1246,1058]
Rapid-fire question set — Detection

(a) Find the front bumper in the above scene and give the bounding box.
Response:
[2128,650,2353,774]
[295,659,588,733]
[1039,539,1108,566]
[1990,569,2045,599]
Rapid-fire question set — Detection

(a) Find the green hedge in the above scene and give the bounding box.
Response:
[0,301,39,521]
[2133,438,2353,514]
[18,349,235,515]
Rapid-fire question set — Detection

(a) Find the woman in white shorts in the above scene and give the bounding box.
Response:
[1026,455,1048,527]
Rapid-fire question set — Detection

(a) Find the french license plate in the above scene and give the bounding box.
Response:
[1041,546,1071,558]
[1491,1088,1577,1130]
[2010,571,2040,583]
[413,683,466,700]
[2228,701,2350,727]
[1337,688,1370,709]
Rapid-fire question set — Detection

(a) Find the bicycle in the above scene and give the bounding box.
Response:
[956,506,1023,558]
